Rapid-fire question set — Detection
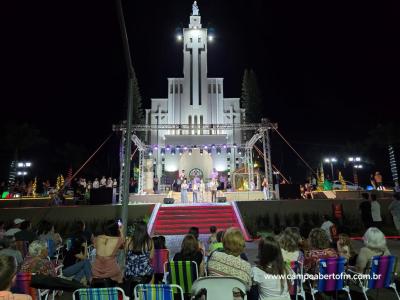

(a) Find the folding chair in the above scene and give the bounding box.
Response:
[152,249,170,274]
[308,257,351,300]
[134,284,183,300]
[191,277,247,300]
[72,287,129,300]
[13,272,50,300]
[289,260,306,300]
[349,255,400,300]
[164,261,198,295]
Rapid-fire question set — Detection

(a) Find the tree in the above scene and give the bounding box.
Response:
[240,69,264,123]
[131,67,144,124]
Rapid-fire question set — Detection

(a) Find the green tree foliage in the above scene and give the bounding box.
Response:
[240,69,264,123]
[132,67,144,124]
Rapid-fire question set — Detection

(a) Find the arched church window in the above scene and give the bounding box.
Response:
[213,84,216,93]
[175,84,178,93]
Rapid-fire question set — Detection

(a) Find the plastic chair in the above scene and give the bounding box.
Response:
[307,257,351,300]
[164,260,198,294]
[13,272,50,300]
[289,260,306,300]
[191,277,247,300]
[348,255,400,300]
[72,287,129,300]
[134,284,183,300]
[151,249,170,274]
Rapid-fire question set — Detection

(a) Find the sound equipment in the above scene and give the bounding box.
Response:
[217,197,227,203]
[278,184,301,199]
[163,198,175,204]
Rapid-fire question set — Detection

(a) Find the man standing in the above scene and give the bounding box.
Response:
[210,178,218,203]
[371,194,382,229]
[321,214,334,243]
[359,193,372,229]
[374,172,383,190]
[388,193,400,234]
[192,180,199,203]
[199,179,206,202]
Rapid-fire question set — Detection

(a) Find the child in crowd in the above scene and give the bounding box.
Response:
[208,226,217,245]
[152,235,168,283]
[337,233,356,265]
[209,231,224,253]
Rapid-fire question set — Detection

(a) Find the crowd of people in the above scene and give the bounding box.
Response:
[0,202,396,300]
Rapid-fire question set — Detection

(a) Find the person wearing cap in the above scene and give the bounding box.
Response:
[4,218,25,237]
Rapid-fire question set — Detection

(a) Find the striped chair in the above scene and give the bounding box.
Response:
[349,255,400,300]
[134,284,183,300]
[152,249,170,274]
[12,272,50,300]
[289,260,305,300]
[72,287,129,300]
[308,257,351,300]
[164,261,198,295]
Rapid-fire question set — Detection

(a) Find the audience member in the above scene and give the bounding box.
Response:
[359,193,372,229]
[370,194,382,229]
[304,228,337,274]
[174,234,205,276]
[253,236,291,300]
[209,231,224,253]
[20,240,56,277]
[388,193,400,235]
[0,255,32,299]
[208,226,217,245]
[15,221,37,243]
[4,219,24,237]
[125,222,154,282]
[37,221,62,246]
[153,236,167,250]
[188,227,205,254]
[336,233,356,265]
[207,227,252,290]
[356,227,390,273]
[0,222,6,240]
[62,235,92,285]
[278,229,303,263]
[0,237,23,267]
[92,220,124,285]
[70,220,93,244]
[320,215,334,243]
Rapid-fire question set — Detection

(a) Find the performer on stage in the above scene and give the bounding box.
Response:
[262,177,268,200]
[210,178,218,203]
[181,180,188,204]
[192,180,199,203]
[199,179,206,202]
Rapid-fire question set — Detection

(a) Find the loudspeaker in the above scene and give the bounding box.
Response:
[279,184,301,199]
[163,198,175,204]
[217,197,227,203]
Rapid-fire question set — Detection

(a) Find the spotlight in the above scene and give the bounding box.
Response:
[189,149,192,156]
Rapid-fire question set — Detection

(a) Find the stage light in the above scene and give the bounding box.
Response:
[189,149,192,156]
[154,145,158,150]
[227,147,231,154]
[177,35,182,41]
[25,162,32,167]
[217,148,221,155]
[356,157,361,162]
[223,144,227,149]
[233,143,237,148]
[208,35,213,42]
[331,158,337,162]
[166,146,171,151]
[161,149,165,156]
[348,157,354,162]
[183,146,188,150]
[171,148,175,155]
[212,144,216,149]
[17,163,24,168]
[204,145,208,150]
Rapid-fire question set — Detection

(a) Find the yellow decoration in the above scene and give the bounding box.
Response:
[56,175,64,191]
[338,171,347,190]
[317,163,325,191]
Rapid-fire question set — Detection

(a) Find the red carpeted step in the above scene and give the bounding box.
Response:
[151,203,251,241]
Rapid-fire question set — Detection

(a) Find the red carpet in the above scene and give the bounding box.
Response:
[151,203,251,241]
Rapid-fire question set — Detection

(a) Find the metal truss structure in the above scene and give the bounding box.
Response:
[113,120,277,197]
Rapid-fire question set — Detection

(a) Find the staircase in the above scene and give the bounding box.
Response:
[149,203,251,241]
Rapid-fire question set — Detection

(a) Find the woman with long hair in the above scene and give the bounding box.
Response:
[91,220,124,285]
[253,236,291,299]
[124,221,154,281]
[173,234,204,276]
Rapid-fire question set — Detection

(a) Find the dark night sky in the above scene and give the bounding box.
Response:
[1,0,399,182]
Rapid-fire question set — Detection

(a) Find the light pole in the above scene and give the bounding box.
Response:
[17,162,32,184]
[348,157,362,187]
[324,158,337,181]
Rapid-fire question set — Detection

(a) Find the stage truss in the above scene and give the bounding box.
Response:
[113,119,277,200]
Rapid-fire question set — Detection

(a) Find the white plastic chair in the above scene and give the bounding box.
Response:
[191,276,247,300]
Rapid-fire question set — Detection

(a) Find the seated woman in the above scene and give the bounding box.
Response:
[337,233,357,265]
[91,220,124,286]
[0,255,32,300]
[304,228,337,274]
[37,221,62,246]
[188,227,205,255]
[62,236,92,284]
[252,236,292,300]
[207,227,252,290]
[152,236,168,283]
[125,222,154,283]
[173,234,205,276]
[278,228,303,264]
[20,240,57,277]
[356,227,390,273]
